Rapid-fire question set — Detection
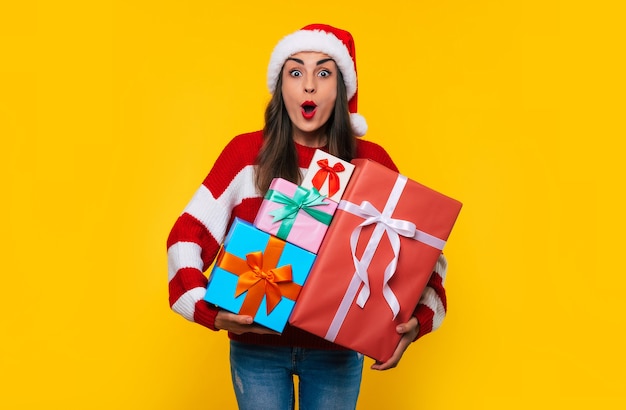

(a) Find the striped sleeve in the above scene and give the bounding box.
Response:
[166,186,224,329]
[413,253,448,340]
[166,133,260,330]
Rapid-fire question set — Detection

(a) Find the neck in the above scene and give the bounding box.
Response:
[292,130,327,148]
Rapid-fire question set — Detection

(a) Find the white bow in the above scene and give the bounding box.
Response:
[347,176,415,319]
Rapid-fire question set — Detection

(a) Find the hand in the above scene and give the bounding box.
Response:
[370,317,419,371]
[214,310,280,335]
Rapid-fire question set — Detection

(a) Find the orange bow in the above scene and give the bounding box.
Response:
[311,158,345,198]
[216,237,301,316]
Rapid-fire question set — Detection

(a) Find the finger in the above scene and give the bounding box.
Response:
[371,346,404,370]
[236,315,254,325]
[370,355,399,371]
[396,318,418,334]
[371,332,413,371]
[237,317,280,334]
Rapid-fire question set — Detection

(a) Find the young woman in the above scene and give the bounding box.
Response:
[167,24,448,409]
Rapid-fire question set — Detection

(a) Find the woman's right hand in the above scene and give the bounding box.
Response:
[214,309,280,335]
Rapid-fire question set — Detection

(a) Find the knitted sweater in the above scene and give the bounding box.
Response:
[167,130,448,349]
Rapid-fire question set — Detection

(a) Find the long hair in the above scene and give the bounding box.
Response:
[255,69,356,194]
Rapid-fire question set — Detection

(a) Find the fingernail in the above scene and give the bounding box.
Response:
[396,325,403,332]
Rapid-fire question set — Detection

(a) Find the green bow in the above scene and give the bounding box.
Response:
[266,187,332,239]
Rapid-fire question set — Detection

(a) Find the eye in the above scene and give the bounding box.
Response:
[289,69,302,77]
[318,69,331,78]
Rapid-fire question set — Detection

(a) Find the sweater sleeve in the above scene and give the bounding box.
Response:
[413,253,448,340]
[355,139,399,173]
[166,133,261,330]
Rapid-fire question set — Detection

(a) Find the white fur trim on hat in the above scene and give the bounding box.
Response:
[350,113,367,136]
[267,29,357,99]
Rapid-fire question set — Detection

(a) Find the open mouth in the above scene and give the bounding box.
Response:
[301,101,317,119]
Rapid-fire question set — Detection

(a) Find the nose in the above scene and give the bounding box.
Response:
[304,76,315,93]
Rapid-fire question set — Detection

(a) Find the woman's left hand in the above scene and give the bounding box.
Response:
[370,317,419,371]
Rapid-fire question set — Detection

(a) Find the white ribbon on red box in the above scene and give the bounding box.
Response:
[325,174,447,342]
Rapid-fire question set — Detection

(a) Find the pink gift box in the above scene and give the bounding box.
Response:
[290,159,462,362]
[253,178,338,254]
[300,149,355,202]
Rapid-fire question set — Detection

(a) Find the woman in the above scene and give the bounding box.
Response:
[166,24,448,409]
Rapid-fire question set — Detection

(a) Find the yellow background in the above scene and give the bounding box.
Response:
[2,1,623,409]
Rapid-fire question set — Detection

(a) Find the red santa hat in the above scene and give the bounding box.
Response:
[267,24,367,136]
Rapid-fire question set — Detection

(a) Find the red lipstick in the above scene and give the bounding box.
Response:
[301,101,317,119]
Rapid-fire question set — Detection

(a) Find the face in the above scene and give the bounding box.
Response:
[281,51,338,144]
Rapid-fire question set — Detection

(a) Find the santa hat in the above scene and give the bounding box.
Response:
[267,24,367,136]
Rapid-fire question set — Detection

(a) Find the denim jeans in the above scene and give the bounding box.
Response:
[229,340,364,410]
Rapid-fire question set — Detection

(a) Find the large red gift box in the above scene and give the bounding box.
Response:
[289,159,462,362]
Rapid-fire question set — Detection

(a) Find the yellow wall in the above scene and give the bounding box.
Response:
[2,1,623,409]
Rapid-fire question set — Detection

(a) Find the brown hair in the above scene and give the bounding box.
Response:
[255,68,356,194]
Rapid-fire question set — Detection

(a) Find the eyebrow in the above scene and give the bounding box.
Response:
[286,57,335,66]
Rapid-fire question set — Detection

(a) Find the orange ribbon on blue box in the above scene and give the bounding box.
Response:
[216,236,302,316]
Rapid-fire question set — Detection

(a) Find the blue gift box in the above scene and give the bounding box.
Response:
[204,218,316,333]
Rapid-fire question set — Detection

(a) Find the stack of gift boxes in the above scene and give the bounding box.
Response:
[204,150,354,333]
[205,149,463,363]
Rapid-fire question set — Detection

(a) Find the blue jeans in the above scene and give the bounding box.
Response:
[229,340,364,410]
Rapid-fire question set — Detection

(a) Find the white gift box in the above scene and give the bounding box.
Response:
[301,149,355,203]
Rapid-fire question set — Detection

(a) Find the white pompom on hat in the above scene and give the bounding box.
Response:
[267,24,367,137]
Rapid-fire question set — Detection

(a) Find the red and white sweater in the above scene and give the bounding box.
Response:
[167,130,448,349]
